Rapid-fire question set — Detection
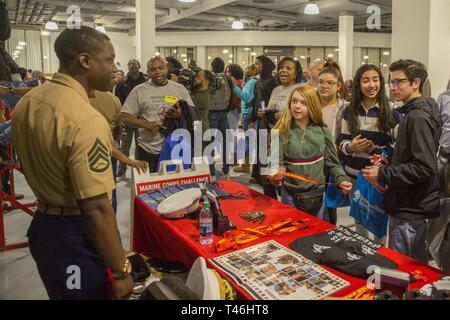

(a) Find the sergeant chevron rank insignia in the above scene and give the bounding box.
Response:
[87,138,110,173]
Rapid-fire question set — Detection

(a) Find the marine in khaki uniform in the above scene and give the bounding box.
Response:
[12,27,132,300]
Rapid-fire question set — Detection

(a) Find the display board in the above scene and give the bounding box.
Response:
[210,240,349,300]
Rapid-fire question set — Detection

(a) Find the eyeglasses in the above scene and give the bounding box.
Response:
[318,80,338,87]
[389,78,409,88]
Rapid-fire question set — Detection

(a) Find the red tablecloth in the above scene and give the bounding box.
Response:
[132,180,446,299]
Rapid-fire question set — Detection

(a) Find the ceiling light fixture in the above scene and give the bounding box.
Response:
[208,56,212,60]
[178,0,197,3]
[250,52,257,56]
[18,41,26,46]
[363,55,369,60]
[244,47,251,51]
[383,51,390,56]
[16,45,23,50]
[41,30,50,36]
[231,20,244,30]
[300,56,306,59]
[45,21,58,30]
[304,1,320,15]
[222,49,229,54]
[229,54,233,58]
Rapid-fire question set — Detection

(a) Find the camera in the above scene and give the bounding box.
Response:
[175,67,200,92]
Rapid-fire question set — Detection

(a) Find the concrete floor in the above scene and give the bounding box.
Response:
[0,164,355,300]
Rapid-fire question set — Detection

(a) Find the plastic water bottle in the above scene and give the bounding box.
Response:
[199,197,213,246]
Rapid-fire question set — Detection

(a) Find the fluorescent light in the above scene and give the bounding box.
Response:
[232,20,244,30]
[45,21,58,30]
[250,52,257,56]
[304,2,320,15]
[327,54,334,58]
[41,30,50,36]
[229,54,233,58]
[300,56,306,59]
[155,52,160,56]
[242,61,246,64]
[244,47,251,51]
[335,48,340,52]
[43,56,49,60]
[222,49,229,54]
[383,51,390,56]
[18,41,26,46]
[363,55,369,60]
[181,53,187,58]
[294,57,298,61]
[95,26,106,34]
[173,49,177,54]
[183,58,188,62]
[178,0,196,2]
[208,56,211,60]
[383,64,388,67]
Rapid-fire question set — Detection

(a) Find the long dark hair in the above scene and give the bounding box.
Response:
[348,64,396,134]
[278,57,303,84]
[256,55,276,80]
[226,63,244,80]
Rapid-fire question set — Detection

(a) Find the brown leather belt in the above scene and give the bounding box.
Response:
[37,203,81,216]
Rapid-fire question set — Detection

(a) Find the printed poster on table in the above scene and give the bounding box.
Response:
[210,240,349,300]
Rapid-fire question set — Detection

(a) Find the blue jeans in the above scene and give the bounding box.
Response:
[389,214,428,263]
[27,214,108,300]
[208,111,229,175]
[242,113,252,153]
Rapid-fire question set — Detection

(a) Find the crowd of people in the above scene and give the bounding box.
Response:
[0,19,449,300]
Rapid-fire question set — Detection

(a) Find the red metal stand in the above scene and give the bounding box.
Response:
[0,148,36,252]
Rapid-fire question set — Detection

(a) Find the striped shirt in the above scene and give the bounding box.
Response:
[337,103,403,178]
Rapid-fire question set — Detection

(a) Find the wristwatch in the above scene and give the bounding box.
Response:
[112,258,132,280]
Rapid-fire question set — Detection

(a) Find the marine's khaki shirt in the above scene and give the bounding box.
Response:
[89,91,121,138]
[12,73,115,208]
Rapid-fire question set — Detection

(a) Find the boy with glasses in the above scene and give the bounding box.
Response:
[363,59,441,262]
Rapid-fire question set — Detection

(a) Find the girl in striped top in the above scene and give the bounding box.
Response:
[267,85,352,217]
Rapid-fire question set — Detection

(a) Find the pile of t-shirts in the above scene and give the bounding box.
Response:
[290,226,397,279]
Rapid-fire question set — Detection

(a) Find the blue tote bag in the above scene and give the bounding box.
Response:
[158,133,192,172]
[350,172,388,239]
[325,176,350,208]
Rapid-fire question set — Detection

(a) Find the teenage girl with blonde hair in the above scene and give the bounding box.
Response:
[268,85,352,217]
